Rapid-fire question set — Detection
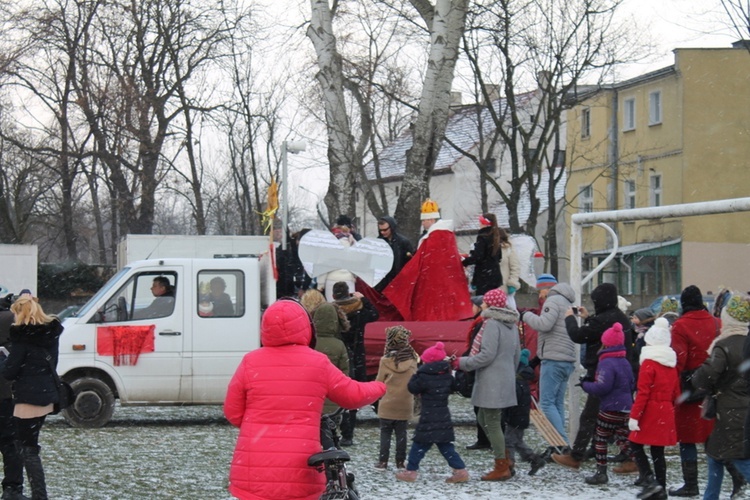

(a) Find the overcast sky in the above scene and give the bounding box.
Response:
[617,0,740,76]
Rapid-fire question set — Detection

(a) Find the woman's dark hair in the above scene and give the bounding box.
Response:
[483,213,501,257]
[498,225,510,247]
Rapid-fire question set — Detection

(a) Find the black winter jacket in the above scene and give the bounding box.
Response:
[0,310,13,400]
[502,363,535,429]
[565,283,635,378]
[335,296,379,381]
[375,216,414,292]
[408,360,457,443]
[462,227,502,295]
[3,319,63,406]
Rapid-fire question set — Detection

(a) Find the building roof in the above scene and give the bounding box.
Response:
[363,92,535,181]
[455,168,567,233]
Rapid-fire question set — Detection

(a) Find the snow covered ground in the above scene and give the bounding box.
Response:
[38,396,744,499]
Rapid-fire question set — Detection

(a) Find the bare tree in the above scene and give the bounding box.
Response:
[307,0,468,240]
[721,0,750,43]
[459,0,645,275]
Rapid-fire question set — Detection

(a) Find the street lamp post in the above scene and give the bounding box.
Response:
[281,140,307,251]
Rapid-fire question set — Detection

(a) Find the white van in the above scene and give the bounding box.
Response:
[58,257,272,427]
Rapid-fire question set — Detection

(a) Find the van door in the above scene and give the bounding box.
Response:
[189,261,261,403]
[89,266,187,402]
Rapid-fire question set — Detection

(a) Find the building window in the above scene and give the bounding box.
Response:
[581,108,591,138]
[650,174,662,207]
[484,157,497,174]
[649,91,662,125]
[623,97,636,131]
[580,185,593,213]
[395,186,400,197]
[625,180,636,209]
[553,149,566,168]
[355,191,360,203]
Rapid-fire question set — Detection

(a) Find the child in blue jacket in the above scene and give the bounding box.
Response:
[396,342,469,484]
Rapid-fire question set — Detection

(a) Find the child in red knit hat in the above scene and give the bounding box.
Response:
[580,322,635,486]
[396,341,469,484]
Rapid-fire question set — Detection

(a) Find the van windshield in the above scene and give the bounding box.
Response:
[75,267,131,318]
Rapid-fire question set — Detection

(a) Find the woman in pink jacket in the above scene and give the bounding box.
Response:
[224,299,386,500]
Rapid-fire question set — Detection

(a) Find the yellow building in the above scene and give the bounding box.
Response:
[565,44,750,297]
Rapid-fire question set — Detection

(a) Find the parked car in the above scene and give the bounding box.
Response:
[56,305,81,321]
[649,294,716,316]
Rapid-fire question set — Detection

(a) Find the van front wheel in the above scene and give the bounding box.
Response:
[62,377,116,428]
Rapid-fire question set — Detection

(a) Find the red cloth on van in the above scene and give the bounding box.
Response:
[224,300,386,500]
[96,326,155,365]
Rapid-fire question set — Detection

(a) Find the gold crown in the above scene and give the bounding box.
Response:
[420,198,440,220]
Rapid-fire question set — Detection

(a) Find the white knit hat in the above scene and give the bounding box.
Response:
[645,317,671,347]
[618,295,632,313]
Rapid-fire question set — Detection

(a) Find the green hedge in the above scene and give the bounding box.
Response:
[38,262,115,300]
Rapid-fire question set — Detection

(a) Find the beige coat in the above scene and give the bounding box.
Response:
[376,356,418,421]
[500,243,521,292]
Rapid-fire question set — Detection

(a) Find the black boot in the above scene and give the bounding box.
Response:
[21,446,47,500]
[585,465,609,485]
[639,478,667,499]
[726,461,747,499]
[1,485,29,500]
[528,454,546,476]
[635,472,655,487]
[668,460,699,497]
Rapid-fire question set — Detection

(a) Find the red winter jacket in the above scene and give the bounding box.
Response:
[629,359,680,446]
[671,310,718,443]
[224,300,386,500]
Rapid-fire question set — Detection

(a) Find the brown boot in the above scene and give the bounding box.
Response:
[551,453,581,470]
[613,459,639,474]
[481,458,512,481]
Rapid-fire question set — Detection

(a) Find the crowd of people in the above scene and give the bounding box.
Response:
[228,201,750,500]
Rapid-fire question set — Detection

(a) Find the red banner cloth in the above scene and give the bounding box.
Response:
[97,325,155,366]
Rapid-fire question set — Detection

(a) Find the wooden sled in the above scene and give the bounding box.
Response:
[529,396,568,452]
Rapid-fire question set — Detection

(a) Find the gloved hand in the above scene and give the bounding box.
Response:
[528,356,541,369]
[450,357,460,370]
[628,419,640,431]
[507,286,516,295]
[576,373,594,387]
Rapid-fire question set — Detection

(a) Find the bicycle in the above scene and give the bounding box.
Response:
[308,408,360,500]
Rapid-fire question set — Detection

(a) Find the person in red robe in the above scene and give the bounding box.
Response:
[383,199,473,322]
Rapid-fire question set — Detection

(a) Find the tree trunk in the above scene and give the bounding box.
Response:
[308,0,357,224]
[396,0,469,241]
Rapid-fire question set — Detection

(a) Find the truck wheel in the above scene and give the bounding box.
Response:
[62,377,116,428]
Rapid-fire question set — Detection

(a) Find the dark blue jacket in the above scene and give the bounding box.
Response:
[408,360,457,443]
[3,319,63,406]
[582,346,634,412]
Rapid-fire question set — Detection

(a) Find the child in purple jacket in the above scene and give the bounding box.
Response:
[581,322,635,486]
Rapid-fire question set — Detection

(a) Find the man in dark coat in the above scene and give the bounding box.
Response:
[0,293,25,499]
[332,282,379,446]
[374,216,413,292]
[551,282,635,471]
[276,229,313,298]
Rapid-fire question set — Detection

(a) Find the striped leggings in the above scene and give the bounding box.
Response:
[594,410,632,467]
